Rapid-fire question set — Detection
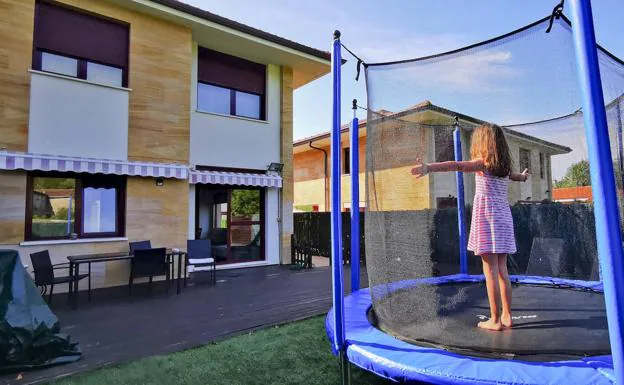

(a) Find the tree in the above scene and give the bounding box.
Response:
[555,159,624,188]
[231,190,260,218]
[555,160,591,188]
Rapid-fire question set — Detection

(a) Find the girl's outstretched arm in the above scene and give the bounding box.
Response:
[510,168,529,182]
[411,159,484,178]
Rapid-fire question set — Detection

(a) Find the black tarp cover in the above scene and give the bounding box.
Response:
[0,249,81,372]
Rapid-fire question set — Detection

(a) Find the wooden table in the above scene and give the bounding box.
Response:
[67,249,187,308]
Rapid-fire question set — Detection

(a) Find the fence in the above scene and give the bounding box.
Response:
[292,212,365,265]
[293,203,598,278]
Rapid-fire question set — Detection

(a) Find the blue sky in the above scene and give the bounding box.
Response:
[182,1,624,143]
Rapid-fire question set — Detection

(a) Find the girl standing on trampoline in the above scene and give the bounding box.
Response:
[411,123,528,331]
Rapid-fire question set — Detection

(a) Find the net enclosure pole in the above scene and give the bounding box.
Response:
[453,118,468,275]
[331,30,350,385]
[350,99,360,292]
[570,1,624,383]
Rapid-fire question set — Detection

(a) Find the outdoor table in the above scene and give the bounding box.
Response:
[67,249,187,308]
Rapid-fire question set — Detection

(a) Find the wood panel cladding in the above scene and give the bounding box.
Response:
[0,0,35,151]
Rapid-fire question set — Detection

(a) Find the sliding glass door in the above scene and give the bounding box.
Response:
[196,186,265,264]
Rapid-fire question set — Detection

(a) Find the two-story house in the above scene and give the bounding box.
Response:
[0,0,330,290]
[294,101,571,212]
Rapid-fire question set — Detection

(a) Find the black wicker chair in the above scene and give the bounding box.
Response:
[128,247,170,295]
[30,250,89,305]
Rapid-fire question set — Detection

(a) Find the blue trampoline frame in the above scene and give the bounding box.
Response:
[328,1,624,384]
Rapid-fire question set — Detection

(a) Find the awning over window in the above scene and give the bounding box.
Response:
[0,151,188,179]
[190,170,282,188]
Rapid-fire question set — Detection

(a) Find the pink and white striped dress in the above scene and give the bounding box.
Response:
[467,172,517,255]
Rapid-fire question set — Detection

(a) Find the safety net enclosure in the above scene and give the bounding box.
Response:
[327,10,624,385]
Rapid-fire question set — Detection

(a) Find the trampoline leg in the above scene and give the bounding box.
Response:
[339,351,351,385]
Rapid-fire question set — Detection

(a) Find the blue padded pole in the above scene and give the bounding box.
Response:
[330,29,346,356]
[570,1,624,383]
[350,99,360,292]
[453,118,468,275]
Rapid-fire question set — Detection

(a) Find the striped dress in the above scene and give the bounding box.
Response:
[467,172,517,255]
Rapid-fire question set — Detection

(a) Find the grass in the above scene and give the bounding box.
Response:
[53,316,391,385]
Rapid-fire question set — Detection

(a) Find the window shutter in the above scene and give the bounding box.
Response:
[198,47,266,95]
[34,1,129,69]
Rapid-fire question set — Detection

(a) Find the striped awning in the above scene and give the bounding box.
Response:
[190,170,282,188]
[0,151,188,179]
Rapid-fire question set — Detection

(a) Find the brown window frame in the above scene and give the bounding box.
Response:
[519,148,532,173]
[25,171,126,241]
[32,1,130,87]
[196,46,267,121]
[436,197,458,209]
[434,126,455,162]
[343,147,350,175]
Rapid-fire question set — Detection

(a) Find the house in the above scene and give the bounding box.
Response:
[552,186,593,203]
[294,101,571,211]
[0,0,330,290]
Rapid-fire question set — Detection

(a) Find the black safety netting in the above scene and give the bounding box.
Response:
[362,16,623,360]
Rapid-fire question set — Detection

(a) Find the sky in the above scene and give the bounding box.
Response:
[181,0,624,179]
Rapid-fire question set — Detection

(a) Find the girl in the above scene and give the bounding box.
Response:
[411,124,528,331]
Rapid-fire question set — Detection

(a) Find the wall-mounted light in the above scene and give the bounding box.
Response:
[267,162,284,173]
[155,177,164,187]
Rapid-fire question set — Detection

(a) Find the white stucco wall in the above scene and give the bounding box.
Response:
[189,43,281,170]
[28,71,129,160]
[265,188,280,265]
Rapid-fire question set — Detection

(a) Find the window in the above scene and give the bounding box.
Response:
[519,148,531,172]
[435,127,455,162]
[343,148,350,174]
[33,1,129,87]
[197,47,266,120]
[437,197,458,209]
[26,173,126,240]
[539,153,545,179]
[41,52,78,77]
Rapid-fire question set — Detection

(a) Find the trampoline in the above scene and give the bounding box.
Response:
[325,3,624,385]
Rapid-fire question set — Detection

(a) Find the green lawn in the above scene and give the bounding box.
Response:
[53,316,391,385]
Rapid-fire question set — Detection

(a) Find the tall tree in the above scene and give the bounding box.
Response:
[555,160,591,188]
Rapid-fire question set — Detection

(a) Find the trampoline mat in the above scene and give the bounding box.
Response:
[368,282,610,361]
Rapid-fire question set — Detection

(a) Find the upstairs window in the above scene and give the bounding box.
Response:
[434,126,455,162]
[519,148,531,173]
[33,1,129,87]
[539,153,546,179]
[343,148,350,175]
[197,47,266,120]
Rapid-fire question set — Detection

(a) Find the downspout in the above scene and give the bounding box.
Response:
[309,141,329,211]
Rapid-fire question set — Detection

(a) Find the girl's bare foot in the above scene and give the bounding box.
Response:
[477,319,503,331]
[501,313,513,328]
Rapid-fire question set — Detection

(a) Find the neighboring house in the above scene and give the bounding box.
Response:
[0,0,330,290]
[294,101,571,212]
[552,186,593,203]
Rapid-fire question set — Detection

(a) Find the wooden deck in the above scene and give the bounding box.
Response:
[2,264,366,385]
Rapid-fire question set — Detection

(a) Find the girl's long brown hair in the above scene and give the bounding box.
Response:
[470,124,512,177]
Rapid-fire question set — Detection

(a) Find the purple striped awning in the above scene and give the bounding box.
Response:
[0,151,188,179]
[190,170,282,188]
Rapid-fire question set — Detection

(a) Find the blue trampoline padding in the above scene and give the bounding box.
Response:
[326,274,614,385]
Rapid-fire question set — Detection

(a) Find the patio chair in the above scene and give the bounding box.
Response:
[129,240,151,254]
[30,250,89,305]
[130,240,174,283]
[186,240,216,286]
[209,228,228,262]
[128,248,170,296]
